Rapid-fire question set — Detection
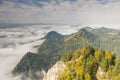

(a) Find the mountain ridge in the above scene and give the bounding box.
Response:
[43,31,64,41]
[12,27,120,80]
[13,28,98,75]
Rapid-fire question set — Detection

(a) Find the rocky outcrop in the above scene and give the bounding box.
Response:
[43,61,66,80]
[96,67,106,80]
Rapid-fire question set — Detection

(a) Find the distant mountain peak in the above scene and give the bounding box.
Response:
[99,27,108,30]
[46,31,58,35]
[83,26,93,31]
[25,51,35,56]
[44,31,64,41]
[64,28,99,50]
[78,28,88,33]
[75,28,94,37]
[98,27,115,31]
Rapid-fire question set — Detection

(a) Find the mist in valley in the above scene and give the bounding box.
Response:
[0,25,80,80]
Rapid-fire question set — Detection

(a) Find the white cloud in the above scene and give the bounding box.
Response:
[0,24,81,80]
[0,0,120,28]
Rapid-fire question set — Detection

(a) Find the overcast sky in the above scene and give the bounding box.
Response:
[0,0,120,28]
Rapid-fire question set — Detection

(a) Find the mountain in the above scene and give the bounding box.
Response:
[38,29,99,70]
[12,29,99,75]
[38,31,64,71]
[12,27,120,80]
[87,27,120,37]
[43,31,64,41]
[12,52,47,80]
[44,46,120,80]
[64,29,100,52]
[83,26,93,31]
[12,52,41,74]
[84,27,120,55]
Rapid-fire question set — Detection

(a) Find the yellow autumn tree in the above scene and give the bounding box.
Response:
[75,66,83,75]
[95,49,102,59]
[85,73,91,80]
[105,51,112,60]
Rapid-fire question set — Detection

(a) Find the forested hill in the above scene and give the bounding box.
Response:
[57,46,120,80]
[12,27,120,78]
[43,31,64,41]
[85,27,120,55]
[37,28,99,70]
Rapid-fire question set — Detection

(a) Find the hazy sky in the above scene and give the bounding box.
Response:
[0,0,120,28]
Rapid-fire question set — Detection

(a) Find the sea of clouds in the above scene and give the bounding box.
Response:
[0,24,81,80]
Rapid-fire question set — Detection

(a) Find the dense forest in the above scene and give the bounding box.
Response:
[59,46,120,80]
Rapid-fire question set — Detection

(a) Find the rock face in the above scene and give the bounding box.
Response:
[43,61,66,80]
[96,67,106,80]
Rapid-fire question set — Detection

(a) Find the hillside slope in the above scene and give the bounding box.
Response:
[37,29,99,71]
[44,46,120,80]
[12,28,120,78]
[86,27,120,55]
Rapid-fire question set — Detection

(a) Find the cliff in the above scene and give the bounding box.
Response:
[43,61,66,80]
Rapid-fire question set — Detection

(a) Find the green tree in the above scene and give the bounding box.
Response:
[101,58,109,72]
[113,61,120,76]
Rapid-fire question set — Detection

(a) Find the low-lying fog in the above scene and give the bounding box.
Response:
[0,25,80,80]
